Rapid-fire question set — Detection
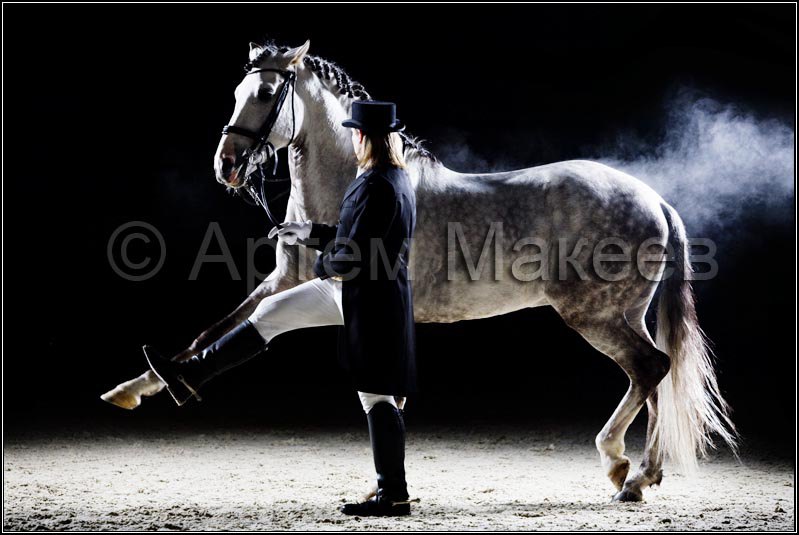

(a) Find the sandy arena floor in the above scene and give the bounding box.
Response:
[3,424,795,531]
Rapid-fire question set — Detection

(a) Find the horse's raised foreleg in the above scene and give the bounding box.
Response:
[100,272,293,409]
[101,247,307,409]
[170,273,295,363]
[170,210,312,362]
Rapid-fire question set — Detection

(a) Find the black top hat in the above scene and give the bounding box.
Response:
[342,100,405,133]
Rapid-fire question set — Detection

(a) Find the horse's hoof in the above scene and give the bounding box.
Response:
[100,371,166,410]
[612,487,644,503]
[101,388,141,410]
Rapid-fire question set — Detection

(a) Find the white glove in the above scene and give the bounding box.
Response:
[268,220,313,245]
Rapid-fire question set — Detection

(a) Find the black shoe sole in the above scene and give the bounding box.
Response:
[339,502,411,517]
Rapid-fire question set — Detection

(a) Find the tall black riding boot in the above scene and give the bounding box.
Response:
[340,401,411,517]
[144,319,268,406]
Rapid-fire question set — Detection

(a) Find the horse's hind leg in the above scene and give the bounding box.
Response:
[619,393,664,496]
[556,310,670,501]
[615,312,666,501]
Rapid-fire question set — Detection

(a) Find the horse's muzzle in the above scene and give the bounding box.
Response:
[219,162,249,189]
[220,157,235,178]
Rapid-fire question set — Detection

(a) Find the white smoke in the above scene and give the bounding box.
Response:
[433,89,795,239]
[598,90,795,236]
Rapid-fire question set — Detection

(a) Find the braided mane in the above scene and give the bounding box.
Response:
[251,41,437,163]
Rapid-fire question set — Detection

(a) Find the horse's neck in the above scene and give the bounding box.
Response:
[284,84,358,223]
[285,78,450,223]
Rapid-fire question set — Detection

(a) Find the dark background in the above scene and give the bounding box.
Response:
[3,4,795,447]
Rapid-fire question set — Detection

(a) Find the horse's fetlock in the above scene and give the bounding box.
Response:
[650,469,664,487]
[595,432,624,456]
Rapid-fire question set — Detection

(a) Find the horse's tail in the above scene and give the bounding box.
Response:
[653,202,738,473]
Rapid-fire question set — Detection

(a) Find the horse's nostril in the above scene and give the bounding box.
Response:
[221,157,235,176]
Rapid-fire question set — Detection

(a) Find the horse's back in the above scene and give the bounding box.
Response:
[536,159,669,237]
[416,159,669,242]
[409,159,672,322]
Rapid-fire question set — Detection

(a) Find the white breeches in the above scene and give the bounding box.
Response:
[358,391,405,414]
[248,277,345,342]
[247,277,406,414]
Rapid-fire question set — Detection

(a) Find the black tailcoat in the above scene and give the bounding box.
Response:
[307,164,417,396]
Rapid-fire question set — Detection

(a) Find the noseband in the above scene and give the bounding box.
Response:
[222,66,297,228]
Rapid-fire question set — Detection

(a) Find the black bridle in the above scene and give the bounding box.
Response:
[222,66,297,228]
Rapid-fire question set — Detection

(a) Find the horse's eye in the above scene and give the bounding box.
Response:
[257,88,274,102]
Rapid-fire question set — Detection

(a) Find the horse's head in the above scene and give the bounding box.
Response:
[214,40,310,188]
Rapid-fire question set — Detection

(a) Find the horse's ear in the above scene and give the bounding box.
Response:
[286,40,311,65]
[249,42,262,61]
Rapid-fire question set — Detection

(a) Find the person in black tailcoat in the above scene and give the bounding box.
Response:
[143,100,418,517]
[294,100,418,516]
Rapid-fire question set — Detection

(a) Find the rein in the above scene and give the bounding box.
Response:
[222,66,297,228]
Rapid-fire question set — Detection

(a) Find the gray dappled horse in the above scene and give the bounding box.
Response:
[103,41,737,502]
